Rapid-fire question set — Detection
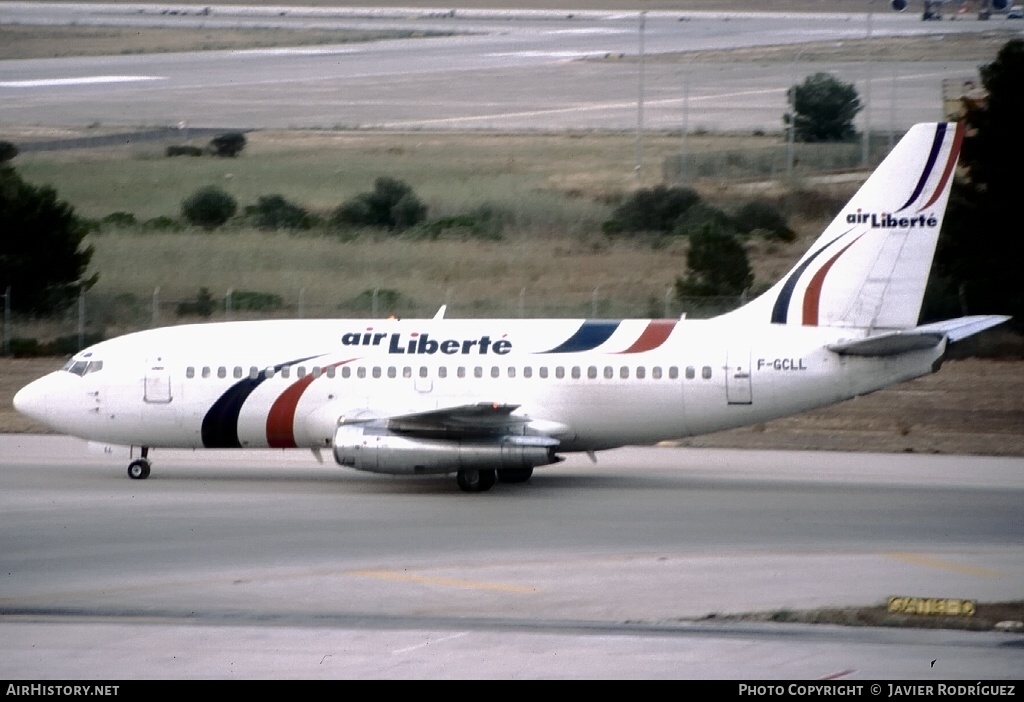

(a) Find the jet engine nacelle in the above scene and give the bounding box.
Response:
[891,0,909,10]
[332,425,560,475]
[991,0,1010,11]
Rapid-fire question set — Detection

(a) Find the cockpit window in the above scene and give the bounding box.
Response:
[61,359,103,376]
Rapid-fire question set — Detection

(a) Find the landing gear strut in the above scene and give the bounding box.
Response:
[127,446,151,480]
[456,468,496,493]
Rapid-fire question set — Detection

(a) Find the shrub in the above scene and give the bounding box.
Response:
[100,211,138,229]
[207,132,247,157]
[176,287,216,318]
[165,144,203,157]
[248,194,312,230]
[733,200,795,241]
[331,177,427,231]
[142,215,184,232]
[229,290,284,312]
[181,186,237,229]
[604,185,701,234]
[673,202,735,237]
[421,204,506,240]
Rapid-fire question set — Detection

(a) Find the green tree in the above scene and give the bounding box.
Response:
[785,72,862,143]
[674,224,753,298]
[0,141,18,163]
[0,165,97,314]
[927,39,1024,330]
[182,186,237,229]
[207,132,247,157]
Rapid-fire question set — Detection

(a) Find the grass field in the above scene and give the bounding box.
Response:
[10,129,865,327]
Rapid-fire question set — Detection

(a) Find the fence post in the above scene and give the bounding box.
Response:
[225,288,233,320]
[152,287,160,328]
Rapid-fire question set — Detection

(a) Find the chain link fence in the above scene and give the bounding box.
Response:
[1,286,747,356]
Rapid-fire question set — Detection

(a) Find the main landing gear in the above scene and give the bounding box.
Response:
[455,466,534,492]
[127,447,151,480]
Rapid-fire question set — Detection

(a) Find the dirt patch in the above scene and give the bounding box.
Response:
[706,600,1024,632]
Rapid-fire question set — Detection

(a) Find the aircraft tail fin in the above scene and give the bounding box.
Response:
[724,122,965,332]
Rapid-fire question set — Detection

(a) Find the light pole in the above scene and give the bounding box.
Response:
[862,1,874,167]
[635,10,646,182]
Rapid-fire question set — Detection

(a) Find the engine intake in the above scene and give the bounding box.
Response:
[332,425,560,475]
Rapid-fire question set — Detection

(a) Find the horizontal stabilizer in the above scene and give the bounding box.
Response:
[828,315,1011,356]
[914,315,1012,342]
[828,330,945,357]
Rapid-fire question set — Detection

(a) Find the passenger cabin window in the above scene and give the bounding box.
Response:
[669,366,679,380]
[685,366,695,380]
[249,366,260,380]
[202,367,211,379]
[234,366,243,379]
[186,366,195,379]
[702,366,713,379]
[217,366,227,379]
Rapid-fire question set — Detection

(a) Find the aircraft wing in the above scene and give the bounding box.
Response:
[359,402,559,446]
[828,315,1011,356]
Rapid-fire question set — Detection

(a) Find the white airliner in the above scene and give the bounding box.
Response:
[13,122,1009,492]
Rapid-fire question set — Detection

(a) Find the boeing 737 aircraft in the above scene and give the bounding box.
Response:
[13,122,1009,491]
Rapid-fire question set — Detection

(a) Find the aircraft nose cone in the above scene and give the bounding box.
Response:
[13,379,49,424]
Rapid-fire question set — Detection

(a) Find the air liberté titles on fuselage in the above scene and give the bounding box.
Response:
[341,329,513,355]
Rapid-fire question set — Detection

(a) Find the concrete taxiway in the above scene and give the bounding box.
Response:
[2,435,1022,678]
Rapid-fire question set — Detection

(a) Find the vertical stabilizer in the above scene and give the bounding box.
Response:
[725,122,964,331]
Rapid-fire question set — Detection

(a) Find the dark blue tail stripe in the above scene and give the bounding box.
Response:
[896,123,946,213]
[770,233,847,324]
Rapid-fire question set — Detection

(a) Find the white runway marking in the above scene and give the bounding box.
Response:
[0,75,165,88]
